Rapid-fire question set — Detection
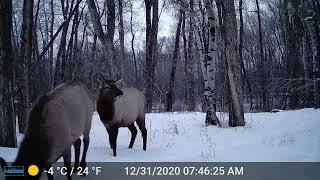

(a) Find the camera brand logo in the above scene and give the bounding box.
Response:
[4,166,24,176]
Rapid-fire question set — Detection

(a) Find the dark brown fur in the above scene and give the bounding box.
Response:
[0,81,94,180]
[97,80,146,157]
[97,92,115,123]
[14,80,88,166]
[14,95,52,167]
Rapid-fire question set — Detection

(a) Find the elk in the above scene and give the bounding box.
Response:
[97,79,147,157]
[0,81,94,180]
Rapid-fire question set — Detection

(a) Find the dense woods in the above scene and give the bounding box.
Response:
[0,0,319,147]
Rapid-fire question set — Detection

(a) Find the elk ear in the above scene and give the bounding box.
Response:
[114,78,125,89]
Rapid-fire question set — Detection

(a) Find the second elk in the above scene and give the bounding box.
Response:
[97,79,147,157]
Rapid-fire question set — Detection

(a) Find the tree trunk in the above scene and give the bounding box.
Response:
[186,0,195,111]
[17,0,34,133]
[72,7,83,80]
[129,0,137,80]
[107,0,117,77]
[87,0,116,78]
[32,0,42,101]
[239,0,244,83]
[118,0,125,77]
[284,0,304,109]
[65,4,80,81]
[302,20,314,107]
[304,0,320,108]
[239,0,252,109]
[0,0,17,147]
[90,34,97,90]
[166,9,183,112]
[145,0,159,112]
[182,10,188,109]
[221,0,245,127]
[54,0,71,85]
[50,0,55,87]
[255,0,268,111]
[203,0,220,126]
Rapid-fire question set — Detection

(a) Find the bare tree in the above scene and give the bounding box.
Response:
[118,0,125,77]
[239,0,252,110]
[145,0,159,112]
[65,4,83,80]
[166,8,183,112]
[185,0,196,111]
[255,0,268,111]
[17,0,34,133]
[182,9,188,107]
[298,0,320,108]
[284,0,304,109]
[0,0,17,147]
[87,0,116,78]
[221,0,245,126]
[54,0,72,85]
[129,0,137,80]
[49,0,55,87]
[107,0,116,75]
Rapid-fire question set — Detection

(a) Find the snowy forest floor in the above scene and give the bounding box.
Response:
[0,109,319,162]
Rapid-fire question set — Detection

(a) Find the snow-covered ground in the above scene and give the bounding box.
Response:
[0,108,319,162]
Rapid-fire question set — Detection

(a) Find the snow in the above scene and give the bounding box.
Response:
[0,108,319,162]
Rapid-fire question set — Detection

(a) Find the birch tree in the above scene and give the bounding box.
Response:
[202,0,220,126]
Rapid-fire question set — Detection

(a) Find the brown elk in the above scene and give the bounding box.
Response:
[97,79,147,157]
[0,81,94,180]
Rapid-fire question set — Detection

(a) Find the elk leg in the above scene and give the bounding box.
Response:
[73,138,81,169]
[136,117,147,151]
[63,149,72,180]
[107,128,112,149]
[110,126,119,157]
[128,123,137,148]
[80,135,90,170]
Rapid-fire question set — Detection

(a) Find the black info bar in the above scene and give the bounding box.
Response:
[0,162,319,180]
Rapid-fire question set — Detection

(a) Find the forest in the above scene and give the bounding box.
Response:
[0,0,319,148]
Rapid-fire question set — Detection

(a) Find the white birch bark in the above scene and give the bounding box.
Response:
[191,0,220,126]
[203,0,220,126]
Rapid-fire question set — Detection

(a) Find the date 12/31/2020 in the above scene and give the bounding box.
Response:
[124,166,244,176]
